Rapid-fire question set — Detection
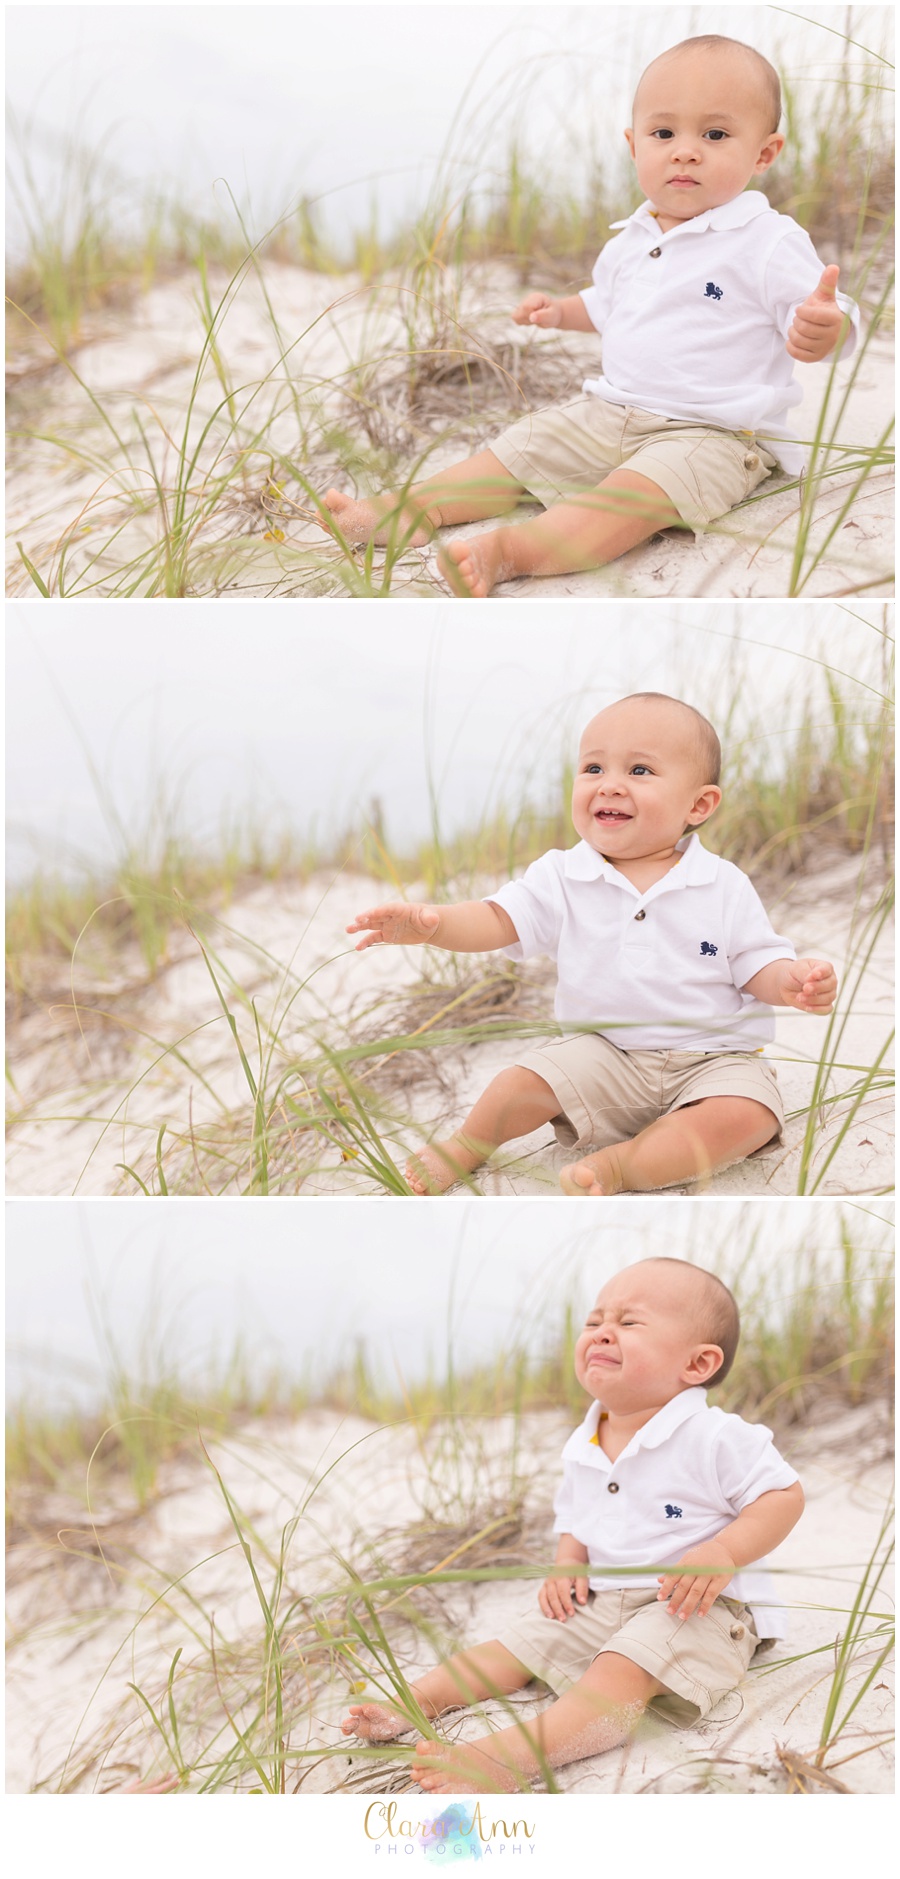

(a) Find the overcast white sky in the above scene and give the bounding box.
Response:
[7,1196,891,1409]
[6,5,893,253]
[6,601,889,881]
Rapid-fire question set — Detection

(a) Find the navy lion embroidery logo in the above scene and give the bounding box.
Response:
[700,940,718,956]
[704,282,723,300]
[665,1504,683,1519]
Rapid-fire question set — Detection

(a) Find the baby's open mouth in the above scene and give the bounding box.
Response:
[594,809,633,825]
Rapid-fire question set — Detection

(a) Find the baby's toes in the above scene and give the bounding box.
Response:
[559,1163,603,1196]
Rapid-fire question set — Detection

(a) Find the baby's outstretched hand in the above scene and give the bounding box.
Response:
[346,902,441,950]
[539,1566,590,1622]
[786,266,846,362]
[778,957,838,1013]
[512,292,563,329]
[657,1541,736,1620]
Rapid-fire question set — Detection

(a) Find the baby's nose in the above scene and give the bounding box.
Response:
[671,139,701,161]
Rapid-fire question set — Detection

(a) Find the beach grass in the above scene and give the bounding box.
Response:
[6,20,894,600]
[6,633,893,1197]
[6,1209,894,1793]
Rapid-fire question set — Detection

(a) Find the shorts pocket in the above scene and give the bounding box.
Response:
[705,1600,758,1674]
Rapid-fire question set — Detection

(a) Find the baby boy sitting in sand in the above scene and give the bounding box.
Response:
[342,1257,804,1792]
[321,35,858,597]
[347,692,837,1196]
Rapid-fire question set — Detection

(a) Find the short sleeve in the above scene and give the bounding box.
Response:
[712,1416,800,1511]
[552,1462,579,1535]
[580,237,620,333]
[483,850,566,964]
[764,221,859,361]
[724,868,795,988]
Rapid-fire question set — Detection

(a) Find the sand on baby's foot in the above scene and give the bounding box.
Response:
[324,489,431,549]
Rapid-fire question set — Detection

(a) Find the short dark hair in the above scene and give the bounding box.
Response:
[646,1257,741,1387]
[620,692,722,786]
[635,37,782,134]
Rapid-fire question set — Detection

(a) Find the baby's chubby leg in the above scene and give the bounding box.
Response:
[321,450,524,549]
[341,1641,531,1742]
[406,1065,561,1194]
[412,1651,663,1793]
[560,1096,778,1197]
[439,468,682,596]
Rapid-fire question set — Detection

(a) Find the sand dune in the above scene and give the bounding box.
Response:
[6,853,893,1198]
[5,1400,892,1794]
[6,262,893,601]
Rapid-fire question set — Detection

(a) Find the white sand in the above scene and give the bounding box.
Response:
[5,1402,893,1794]
[6,262,893,601]
[6,854,893,1198]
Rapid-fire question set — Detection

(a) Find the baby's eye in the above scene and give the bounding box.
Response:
[584,763,603,775]
[651,128,675,140]
[630,764,652,776]
[704,129,728,141]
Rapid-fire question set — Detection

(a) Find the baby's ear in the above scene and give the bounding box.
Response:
[686,1344,724,1384]
[687,784,722,827]
[755,132,786,172]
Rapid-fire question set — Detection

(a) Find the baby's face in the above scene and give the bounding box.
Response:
[571,698,719,864]
[575,1264,718,1414]
[626,46,784,225]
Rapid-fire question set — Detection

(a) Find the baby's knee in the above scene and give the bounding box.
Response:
[493,1063,558,1109]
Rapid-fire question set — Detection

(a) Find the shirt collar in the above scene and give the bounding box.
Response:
[562,830,719,891]
[611,190,773,236]
[564,1388,709,1466]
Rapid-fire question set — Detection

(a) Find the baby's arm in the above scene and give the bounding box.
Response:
[539,1534,591,1622]
[347,898,518,953]
[657,1481,805,1621]
[512,292,597,333]
[742,957,837,1013]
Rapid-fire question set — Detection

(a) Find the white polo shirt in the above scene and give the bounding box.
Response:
[485,832,794,1053]
[579,191,860,473]
[554,1388,799,1637]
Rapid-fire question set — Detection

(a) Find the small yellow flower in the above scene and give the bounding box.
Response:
[263,527,286,543]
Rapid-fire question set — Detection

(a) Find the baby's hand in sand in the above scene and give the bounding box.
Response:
[512,292,564,329]
[786,265,846,362]
[539,1566,590,1622]
[778,957,838,1013]
[347,902,441,950]
[657,1541,736,1620]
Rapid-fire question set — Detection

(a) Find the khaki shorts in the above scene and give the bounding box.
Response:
[516,1034,784,1153]
[491,396,780,530]
[498,1588,762,1725]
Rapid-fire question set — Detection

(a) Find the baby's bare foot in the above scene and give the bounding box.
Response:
[322,488,432,548]
[405,1139,486,1195]
[560,1151,623,1197]
[411,1736,522,1794]
[341,1702,412,1742]
[437,530,514,597]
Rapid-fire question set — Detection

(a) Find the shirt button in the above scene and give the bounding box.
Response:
[607,1481,620,1494]
[634,909,646,921]
[649,246,662,258]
